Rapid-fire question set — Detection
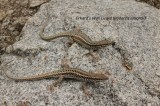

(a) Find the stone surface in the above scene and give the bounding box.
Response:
[30,0,48,7]
[0,0,160,106]
[0,10,7,21]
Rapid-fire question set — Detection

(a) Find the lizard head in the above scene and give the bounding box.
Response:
[91,70,111,81]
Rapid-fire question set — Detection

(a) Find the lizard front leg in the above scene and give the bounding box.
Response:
[85,49,100,62]
[47,75,64,92]
[61,55,70,69]
[66,37,75,48]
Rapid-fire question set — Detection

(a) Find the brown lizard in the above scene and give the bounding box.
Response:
[39,19,115,62]
[4,66,110,96]
[3,58,110,95]
[39,16,133,70]
[39,28,115,50]
[39,14,115,50]
[4,67,110,82]
[39,26,133,70]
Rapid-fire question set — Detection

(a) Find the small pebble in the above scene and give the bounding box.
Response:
[156,71,160,77]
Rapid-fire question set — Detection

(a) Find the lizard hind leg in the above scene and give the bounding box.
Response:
[61,55,71,69]
[85,49,100,62]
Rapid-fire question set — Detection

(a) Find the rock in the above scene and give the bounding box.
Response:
[30,0,48,8]
[0,10,7,21]
[0,0,160,106]
[156,71,160,77]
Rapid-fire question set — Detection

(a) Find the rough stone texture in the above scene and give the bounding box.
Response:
[0,0,160,106]
[30,0,49,8]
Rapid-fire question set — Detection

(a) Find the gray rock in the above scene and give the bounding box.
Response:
[0,0,160,106]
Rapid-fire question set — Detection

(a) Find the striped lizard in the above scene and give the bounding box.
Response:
[4,67,110,82]
[4,66,110,96]
[39,28,115,50]
[39,14,115,51]
[39,18,133,70]
[3,58,110,95]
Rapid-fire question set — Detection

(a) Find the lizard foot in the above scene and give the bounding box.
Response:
[123,61,133,71]
[85,50,100,62]
[81,82,93,97]
[66,37,75,48]
[47,76,64,92]
[61,55,71,69]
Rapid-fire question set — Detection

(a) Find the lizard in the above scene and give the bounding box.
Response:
[4,67,110,82]
[39,14,115,51]
[3,57,110,95]
[39,28,115,50]
[39,16,133,70]
[39,19,115,62]
[4,66,110,96]
[39,26,133,70]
